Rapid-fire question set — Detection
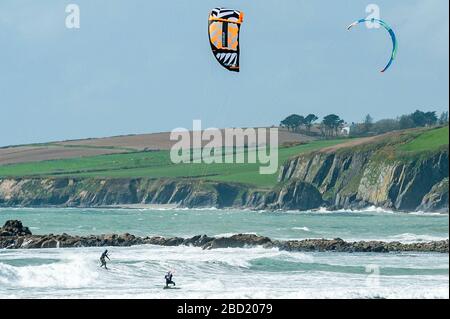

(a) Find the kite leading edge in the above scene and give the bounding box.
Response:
[347,18,398,73]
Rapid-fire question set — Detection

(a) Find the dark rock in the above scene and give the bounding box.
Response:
[265,181,324,210]
[41,239,59,249]
[163,237,185,246]
[202,234,272,250]
[183,235,214,247]
[0,220,32,236]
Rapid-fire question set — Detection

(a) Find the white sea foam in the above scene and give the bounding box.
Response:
[311,206,398,214]
[213,232,259,238]
[0,253,99,288]
[387,233,449,243]
[292,226,311,232]
[408,211,448,216]
[341,233,449,244]
[267,206,399,215]
[0,244,448,299]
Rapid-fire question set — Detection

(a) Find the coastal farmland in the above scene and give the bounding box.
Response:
[0,139,348,188]
[1,126,447,188]
[0,128,315,166]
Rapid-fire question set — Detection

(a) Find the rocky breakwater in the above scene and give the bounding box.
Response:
[1,221,448,253]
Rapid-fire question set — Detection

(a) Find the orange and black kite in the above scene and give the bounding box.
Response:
[208,8,244,72]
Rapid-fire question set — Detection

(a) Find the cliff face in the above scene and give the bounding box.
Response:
[0,177,324,211]
[278,148,449,212]
[0,178,242,208]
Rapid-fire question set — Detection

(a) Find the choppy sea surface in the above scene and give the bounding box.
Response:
[0,207,448,299]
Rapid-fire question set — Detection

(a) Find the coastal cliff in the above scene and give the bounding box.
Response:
[0,177,323,211]
[0,128,448,212]
[0,178,246,208]
[278,130,449,212]
[279,150,448,212]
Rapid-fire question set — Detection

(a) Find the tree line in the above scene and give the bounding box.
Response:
[350,110,448,137]
[280,109,448,139]
[280,113,345,138]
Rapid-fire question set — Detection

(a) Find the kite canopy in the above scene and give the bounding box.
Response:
[208,8,244,72]
[347,18,398,73]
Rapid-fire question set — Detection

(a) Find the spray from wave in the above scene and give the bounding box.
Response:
[292,227,311,232]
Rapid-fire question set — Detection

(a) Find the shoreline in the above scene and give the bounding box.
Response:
[97,203,180,210]
[0,204,448,215]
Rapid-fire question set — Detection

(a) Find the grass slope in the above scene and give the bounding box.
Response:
[0,139,347,188]
[398,126,449,153]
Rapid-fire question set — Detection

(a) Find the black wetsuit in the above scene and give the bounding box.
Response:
[165,272,175,287]
[100,250,110,269]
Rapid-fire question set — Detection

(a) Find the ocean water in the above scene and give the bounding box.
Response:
[0,208,448,299]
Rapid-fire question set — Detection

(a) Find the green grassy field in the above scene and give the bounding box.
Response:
[0,139,347,188]
[399,126,449,153]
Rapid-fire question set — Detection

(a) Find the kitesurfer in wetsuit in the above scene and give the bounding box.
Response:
[100,249,110,269]
[165,271,175,288]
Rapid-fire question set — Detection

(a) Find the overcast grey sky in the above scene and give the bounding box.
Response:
[0,0,448,146]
